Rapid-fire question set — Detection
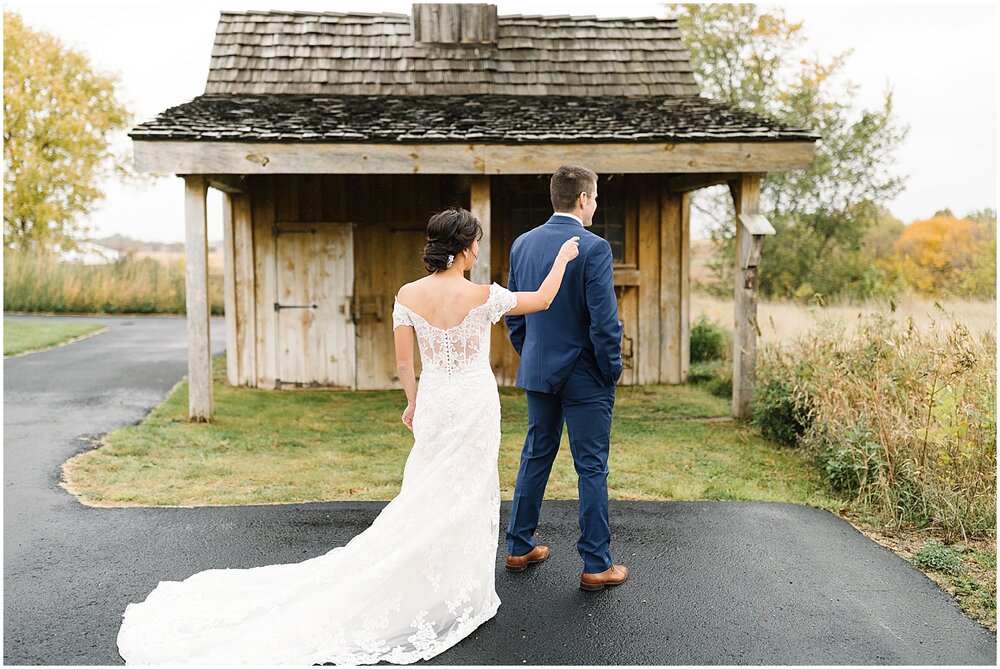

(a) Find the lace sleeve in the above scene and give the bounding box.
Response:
[392,298,413,330]
[486,283,517,324]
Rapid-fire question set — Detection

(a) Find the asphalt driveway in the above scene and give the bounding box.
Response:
[3,312,996,665]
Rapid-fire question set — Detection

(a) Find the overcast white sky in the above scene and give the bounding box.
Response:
[4,0,997,242]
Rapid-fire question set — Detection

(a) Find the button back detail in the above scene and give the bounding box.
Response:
[393,283,517,378]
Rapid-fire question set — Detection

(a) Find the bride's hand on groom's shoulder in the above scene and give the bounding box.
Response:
[558,236,580,264]
[402,402,415,431]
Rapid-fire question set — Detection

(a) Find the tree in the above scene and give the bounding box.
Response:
[668,3,909,301]
[4,10,134,252]
[964,208,997,297]
[889,215,994,297]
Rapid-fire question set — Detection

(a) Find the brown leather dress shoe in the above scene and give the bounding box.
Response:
[505,545,550,572]
[579,564,629,591]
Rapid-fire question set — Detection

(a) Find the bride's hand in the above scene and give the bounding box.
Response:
[402,403,415,431]
[558,236,580,264]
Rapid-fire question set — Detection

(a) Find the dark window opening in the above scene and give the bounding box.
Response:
[510,183,625,263]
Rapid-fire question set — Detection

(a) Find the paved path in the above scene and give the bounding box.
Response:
[3,313,996,665]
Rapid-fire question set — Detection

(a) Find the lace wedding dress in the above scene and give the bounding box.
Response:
[116,282,518,665]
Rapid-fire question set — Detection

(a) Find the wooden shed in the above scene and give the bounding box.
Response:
[128,4,819,421]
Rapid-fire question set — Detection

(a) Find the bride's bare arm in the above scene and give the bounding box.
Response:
[507,236,580,315]
[393,325,418,430]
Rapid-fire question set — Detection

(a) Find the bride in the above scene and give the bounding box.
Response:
[116,207,579,665]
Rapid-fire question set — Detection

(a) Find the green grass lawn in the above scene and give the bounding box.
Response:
[4,319,107,356]
[62,354,845,512]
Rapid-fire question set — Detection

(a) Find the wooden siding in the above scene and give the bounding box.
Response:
[230,173,691,391]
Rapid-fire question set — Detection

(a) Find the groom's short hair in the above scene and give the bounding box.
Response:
[550,165,598,212]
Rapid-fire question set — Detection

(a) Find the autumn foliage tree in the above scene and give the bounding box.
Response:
[887,211,996,298]
[3,10,134,253]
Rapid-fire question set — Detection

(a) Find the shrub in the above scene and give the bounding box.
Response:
[913,539,965,576]
[752,356,814,448]
[690,314,729,362]
[704,363,732,399]
[754,310,996,540]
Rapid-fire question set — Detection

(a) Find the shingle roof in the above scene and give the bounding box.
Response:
[127,94,820,143]
[204,10,701,97]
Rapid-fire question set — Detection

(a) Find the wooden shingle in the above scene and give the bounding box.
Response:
[130,94,821,144]
[202,8,702,97]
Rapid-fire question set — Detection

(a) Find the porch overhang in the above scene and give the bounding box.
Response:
[133,139,816,175]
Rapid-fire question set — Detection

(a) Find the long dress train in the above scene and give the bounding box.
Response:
[116,282,518,665]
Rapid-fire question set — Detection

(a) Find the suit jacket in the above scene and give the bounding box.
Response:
[505,214,624,393]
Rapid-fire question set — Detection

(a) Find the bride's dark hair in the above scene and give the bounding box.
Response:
[421,207,483,273]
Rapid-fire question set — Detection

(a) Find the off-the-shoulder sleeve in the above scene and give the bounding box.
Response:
[392,298,413,330]
[487,283,517,324]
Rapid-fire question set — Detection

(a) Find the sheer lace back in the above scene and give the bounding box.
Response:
[393,282,517,377]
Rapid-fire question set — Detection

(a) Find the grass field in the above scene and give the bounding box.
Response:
[61,354,842,510]
[691,292,996,344]
[3,319,107,357]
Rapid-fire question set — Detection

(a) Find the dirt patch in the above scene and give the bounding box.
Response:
[837,507,997,632]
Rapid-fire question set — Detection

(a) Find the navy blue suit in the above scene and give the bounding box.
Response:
[504,213,623,573]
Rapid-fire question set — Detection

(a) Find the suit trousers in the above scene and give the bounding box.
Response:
[506,356,616,573]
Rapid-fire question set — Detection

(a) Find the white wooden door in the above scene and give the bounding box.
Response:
[274,222,355,388]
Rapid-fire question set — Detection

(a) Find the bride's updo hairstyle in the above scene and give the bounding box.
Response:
[421,206,483,273]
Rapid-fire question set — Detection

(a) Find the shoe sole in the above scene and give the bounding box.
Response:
[579,575,628,591]
[505,553,549,572]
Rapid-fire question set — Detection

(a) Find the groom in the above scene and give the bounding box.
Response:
[503,165,627,591]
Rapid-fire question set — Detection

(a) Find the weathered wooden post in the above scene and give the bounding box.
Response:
[727,173,774,419]
[220,191,238,387]
[470,175,491,284]
[183,175,212,422]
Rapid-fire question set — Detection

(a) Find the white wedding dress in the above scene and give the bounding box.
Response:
[116,282,518,665]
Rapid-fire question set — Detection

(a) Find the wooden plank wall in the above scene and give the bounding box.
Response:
[223,191,257,386]
[660,189,682,383]
[231,193,256,385]
[252,177,277,388]
[616,177,640,386]
[488,175,522,387]
[487,174,662,388]
[629,175,692,386]
[245,174,461,390]
[221,192,238,386]
[636,175,661,385]
[232,173,690,391]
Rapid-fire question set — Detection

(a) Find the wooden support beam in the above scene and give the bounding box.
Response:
[470,175,491,284]
[680,191,691,383]
[727,173,771,419]
[206,174,248,194]
[659,189,682,383]
[665,173,730,193]
[231,192,256,386]
[134,140,817,175]
[183,175,212,421]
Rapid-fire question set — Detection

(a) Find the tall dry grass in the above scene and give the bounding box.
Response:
[754,310,996,541]
[4,249,224,315]
[692,291,996,344]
